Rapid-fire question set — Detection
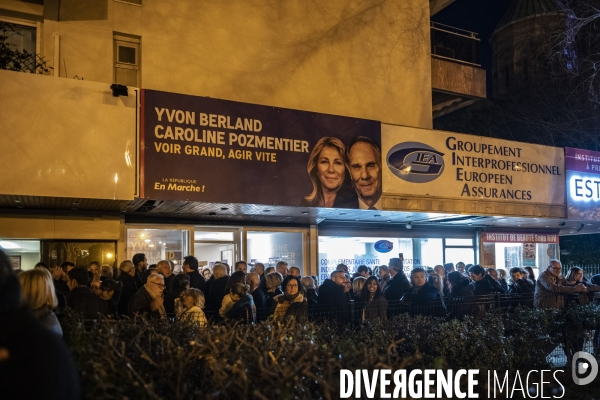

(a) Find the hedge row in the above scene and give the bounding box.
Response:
[60,305,600,400]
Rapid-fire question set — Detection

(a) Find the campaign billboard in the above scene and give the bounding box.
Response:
[382,125,565,205]
[141,90,381,209]
[565,147,600,220]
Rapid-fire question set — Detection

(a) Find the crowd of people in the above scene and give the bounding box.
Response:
[3,248,600,399]
[11,250,600,334]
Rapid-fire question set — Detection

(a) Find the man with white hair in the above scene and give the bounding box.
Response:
[129,273,166,318]
[534,259,587,309]
[156,260,174,293]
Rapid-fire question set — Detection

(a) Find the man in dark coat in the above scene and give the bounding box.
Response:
[66,267,107,319]
[317,270,347,306]
[183,255,207,295]
[401,268,446,317]
[469,265,505,296]
[57,261,75,296]
[446,271,476,318]
[204,263,229,317]
[132,253,148,290]
[247,272,266,309]
[383,258,410,302]
[129,274,166,318]
[0,250,80,400]
[317,270,348,321]
[508,267,535,294]
[117,260,137,316]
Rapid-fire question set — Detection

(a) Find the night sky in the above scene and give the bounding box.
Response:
[432,0,513,95]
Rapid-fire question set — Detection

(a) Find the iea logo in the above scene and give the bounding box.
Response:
[387,142,445,183]
[374,240,393,253]
[572,351,598,385]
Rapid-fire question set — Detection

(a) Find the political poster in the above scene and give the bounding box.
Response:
[141,89,381,209]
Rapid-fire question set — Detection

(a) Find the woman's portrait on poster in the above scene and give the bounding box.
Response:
[301,137,358,208]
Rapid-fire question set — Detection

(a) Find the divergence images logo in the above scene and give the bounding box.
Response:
[387,142,445,183]
[572,351,598,385]
[374,240,393,253]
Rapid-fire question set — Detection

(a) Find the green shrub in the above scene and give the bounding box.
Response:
[60,304,600,399]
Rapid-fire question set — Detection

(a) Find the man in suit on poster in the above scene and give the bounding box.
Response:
[346,137,383,210]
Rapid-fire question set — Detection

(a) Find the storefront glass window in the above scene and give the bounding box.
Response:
[414,238,444,268]
[0,240,40,271]
[247,231,304,274]
[481,232,559,276]
[40,241,116,270]
[445,247,475,266]
[318,236,474,283]
[126,228,189,272]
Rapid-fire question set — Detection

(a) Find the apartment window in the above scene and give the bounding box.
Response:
[114,34,140,87]
[0,20,37,72]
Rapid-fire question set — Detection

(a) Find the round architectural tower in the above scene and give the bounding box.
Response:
[491,0,564,98]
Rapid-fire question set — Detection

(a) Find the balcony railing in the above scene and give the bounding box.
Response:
[431,22,481,67]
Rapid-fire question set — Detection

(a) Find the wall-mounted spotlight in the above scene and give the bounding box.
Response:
[406,223,412,230]
[110,84,128,97]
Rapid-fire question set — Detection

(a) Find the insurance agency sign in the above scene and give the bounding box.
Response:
[382,125,565,205]
[565,147,600,220]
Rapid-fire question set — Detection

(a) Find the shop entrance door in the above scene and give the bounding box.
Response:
[194,228,240,269]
